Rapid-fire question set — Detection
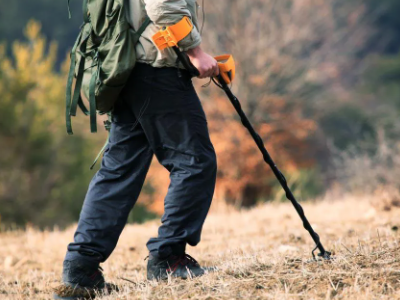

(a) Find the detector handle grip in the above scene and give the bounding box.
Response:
[172,47,200,77]
[173,47,236,85]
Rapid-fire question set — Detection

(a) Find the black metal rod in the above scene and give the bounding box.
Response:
[174,47,330,259]
[216,76,330,258]
[173,47,200,77]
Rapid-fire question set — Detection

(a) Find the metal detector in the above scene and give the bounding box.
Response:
[152,17,331,260]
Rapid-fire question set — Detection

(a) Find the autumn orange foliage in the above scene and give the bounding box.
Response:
[208,94,316,207]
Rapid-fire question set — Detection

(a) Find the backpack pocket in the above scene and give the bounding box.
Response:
[93,20,137,112]
[66,0,150,134]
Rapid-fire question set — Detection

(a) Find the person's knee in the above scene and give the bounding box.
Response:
[209,149,217,175]
[200,147,217,179]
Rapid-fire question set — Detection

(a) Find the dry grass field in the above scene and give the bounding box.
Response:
[1,194,400,300]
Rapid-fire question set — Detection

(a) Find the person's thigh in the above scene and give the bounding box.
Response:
[125,65,214,158]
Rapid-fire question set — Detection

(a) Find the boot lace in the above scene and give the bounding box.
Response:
[167,254,199,273]
[88,266,104,280]
[179,254,199,266]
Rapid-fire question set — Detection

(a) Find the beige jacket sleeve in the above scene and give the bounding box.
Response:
[143,0,202,51]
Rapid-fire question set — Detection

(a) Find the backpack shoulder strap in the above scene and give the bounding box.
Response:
[67,0,89,22]
[82,0,89,23]
[137,17,151,36]
[131,16,151,44]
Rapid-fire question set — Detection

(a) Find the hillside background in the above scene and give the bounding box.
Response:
[1,0,400,228]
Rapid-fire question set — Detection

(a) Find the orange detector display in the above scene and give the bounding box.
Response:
[215,54,235,84]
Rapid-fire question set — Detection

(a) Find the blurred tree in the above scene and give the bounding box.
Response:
[358,53,400,145]
[0,21,98,228]
[319,104,376,152]
[191,0,374,205]
[324,1,400,192]
[0,0,82,65]
[365,0,400,54]
[0,21,155,228]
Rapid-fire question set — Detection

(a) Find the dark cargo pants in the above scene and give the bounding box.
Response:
[65,63,217,265]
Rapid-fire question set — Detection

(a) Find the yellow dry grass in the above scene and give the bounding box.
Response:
[1,195,400,300]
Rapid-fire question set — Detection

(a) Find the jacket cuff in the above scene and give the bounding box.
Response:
[178,25,202,51]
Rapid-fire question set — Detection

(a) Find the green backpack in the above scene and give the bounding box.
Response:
[66,0,150,135]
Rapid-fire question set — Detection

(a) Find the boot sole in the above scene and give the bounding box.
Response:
[52,284,96,300]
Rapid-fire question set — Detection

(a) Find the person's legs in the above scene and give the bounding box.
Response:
[123,64,217,260]
[61,62,216,286]
[65,92,154,266]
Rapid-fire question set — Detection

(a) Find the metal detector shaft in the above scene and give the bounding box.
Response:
[173,47,200,77]
[216,78,330,259]
[174,46,330,259]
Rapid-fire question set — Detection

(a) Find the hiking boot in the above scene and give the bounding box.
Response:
[147,253,214,280]
[53,260,113,300]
